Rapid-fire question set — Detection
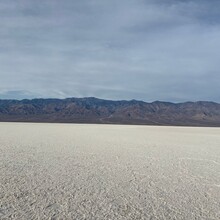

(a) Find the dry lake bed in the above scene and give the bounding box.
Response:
[0,122,220,219]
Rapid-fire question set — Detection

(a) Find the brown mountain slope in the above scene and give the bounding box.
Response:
[0,97,220,126]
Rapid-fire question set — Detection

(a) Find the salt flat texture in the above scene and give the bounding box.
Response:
[0,123,220,220]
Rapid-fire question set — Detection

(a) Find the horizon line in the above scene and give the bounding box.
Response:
[0,96,219,105]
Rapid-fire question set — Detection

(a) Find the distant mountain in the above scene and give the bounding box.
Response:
[0,97,220,126]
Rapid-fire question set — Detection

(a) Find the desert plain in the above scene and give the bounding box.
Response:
[0,122,220,219]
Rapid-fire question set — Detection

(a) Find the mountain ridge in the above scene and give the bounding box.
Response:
[0,97,220,127]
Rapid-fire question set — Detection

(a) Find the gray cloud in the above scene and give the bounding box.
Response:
[0,0,220,102]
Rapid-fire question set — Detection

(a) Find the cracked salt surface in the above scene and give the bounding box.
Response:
[0,123,220,219]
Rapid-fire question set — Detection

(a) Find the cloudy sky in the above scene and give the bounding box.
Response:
[0,0,220,102]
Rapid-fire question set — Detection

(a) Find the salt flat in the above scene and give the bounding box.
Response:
[0,123,220,219]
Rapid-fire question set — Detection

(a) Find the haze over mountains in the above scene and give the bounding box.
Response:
[0,97,220,126]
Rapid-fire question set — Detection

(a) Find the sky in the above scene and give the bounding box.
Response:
[0,0,220,102]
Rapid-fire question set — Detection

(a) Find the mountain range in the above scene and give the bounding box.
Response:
[0,97,220,126]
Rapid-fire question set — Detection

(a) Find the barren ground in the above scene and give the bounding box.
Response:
[0,122,220,219]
